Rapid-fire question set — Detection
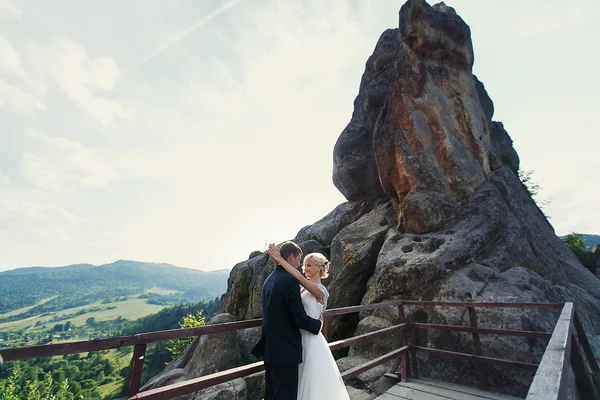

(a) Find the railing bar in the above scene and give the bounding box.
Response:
[412,323,552,339]
[0,319,263,361]
[328,323,405,351]
[0,301,565,362]
[341,346,410,381]
[413,346,539,369]
[574,311,600,373]
[403,301,563,309]
[323,300,404,316]
[570,327,599,400]
[129,361,265,399]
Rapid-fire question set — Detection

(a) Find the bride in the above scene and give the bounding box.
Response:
[268,244,350,400]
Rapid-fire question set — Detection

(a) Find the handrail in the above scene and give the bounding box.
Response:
[412,323,553,339]
[0,318,263,362]
[526,302,575,399]
[0,301,562,362]
[0,300,582,400]
[403,301,564,309]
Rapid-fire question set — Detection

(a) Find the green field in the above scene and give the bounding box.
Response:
[0,296,166,333]
[97,349,133,398]
[0,296,57,319]
[144,287,182,295]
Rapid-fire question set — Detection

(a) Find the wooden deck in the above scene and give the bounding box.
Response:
[376,377,523,400]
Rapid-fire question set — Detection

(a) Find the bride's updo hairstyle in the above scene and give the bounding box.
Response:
[304,253,330,279]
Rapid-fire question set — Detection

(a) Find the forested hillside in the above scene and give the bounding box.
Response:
[0,260,229,317]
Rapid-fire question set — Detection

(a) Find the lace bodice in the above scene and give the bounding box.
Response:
[301,283,329,319]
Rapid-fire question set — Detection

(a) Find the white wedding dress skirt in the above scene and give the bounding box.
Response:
[298,285,350,400]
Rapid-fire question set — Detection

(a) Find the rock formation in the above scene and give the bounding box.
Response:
[145,0,600,398]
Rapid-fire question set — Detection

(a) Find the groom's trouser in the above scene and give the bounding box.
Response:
[264,363,298,400]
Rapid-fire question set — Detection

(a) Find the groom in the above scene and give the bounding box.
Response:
[252,241,322,400]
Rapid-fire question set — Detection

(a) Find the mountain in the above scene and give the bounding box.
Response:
[191,1,600,398]
[0,260,230,316]
[559,233,600,250]
[580,234,600,249]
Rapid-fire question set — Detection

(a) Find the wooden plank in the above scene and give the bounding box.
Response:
[574,312,600,372]
[412,324,552,339]
[526,302,574,400]
[570,329,598,400]
[329,323,405,351]
[417,377,523,400]
[377,393,407,400]
[129,361,265,399]
[402,301,563,309]
[397,380,515,400]
[126,344,146,396]
[0,318,262,361]
[342,346,409,381]
[388,383,461,399]
[413,347,538,369]
[468,307,488,390]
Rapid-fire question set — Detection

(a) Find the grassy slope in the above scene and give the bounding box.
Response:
[0,297,57,319]
[0,296,166,332]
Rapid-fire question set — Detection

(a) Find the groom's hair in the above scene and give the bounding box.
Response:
[279,241,302,262]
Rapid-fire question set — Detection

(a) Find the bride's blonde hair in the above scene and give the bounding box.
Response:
[304,253,330,279]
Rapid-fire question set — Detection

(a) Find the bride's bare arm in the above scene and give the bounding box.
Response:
[268,244,324,303]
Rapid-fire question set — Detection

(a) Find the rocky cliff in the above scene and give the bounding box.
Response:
[145,1,600,398]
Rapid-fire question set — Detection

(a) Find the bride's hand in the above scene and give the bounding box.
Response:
[268,243,284,263]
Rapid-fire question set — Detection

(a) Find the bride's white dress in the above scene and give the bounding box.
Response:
[298,284,350,400]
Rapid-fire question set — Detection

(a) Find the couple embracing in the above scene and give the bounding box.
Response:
[251,241,350,400]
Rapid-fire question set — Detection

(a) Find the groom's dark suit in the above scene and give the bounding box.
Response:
[252,265,322,400]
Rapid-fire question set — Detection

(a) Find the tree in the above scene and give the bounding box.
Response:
[518,170,551,217]
[564,233,597,274]
[167,311,206,357]
[564,233,587,254]
[85,317,95,326]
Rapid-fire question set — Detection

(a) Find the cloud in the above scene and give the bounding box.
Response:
[0,200,86,242]
[20,130,118,192]
[0,170,10,185]
[0,37,46,115]
[0,0,21,19]
[123,0,245,77]
[507,1,600,35]
[26,38,131,126]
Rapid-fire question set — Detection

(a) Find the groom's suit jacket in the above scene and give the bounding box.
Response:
[252,265,322,365]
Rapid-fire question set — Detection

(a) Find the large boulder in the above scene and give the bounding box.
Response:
[149,1,600,398]
[142,313,243,398]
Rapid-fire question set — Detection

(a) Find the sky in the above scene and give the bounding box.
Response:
[0,0,598,272]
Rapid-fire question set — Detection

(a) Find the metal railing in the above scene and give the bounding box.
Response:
[2,300,598,399]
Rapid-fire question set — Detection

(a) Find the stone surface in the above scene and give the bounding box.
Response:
[142,313,243,396]
[332,29,397,201]
[149,1,600,398]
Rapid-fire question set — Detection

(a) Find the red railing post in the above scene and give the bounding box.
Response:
[408,314,419,378]
[467,306,487,389]
[127,343,147,396]
[385,303,407,381]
